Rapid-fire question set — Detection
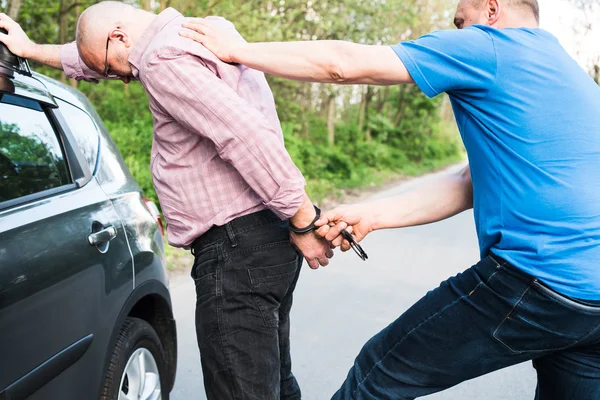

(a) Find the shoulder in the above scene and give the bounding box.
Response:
[414,26,495,48]
[139,16,225,74]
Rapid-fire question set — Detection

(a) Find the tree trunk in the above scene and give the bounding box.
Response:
[357,86,367,135]
[364,86,373,141]
[6,0,22,20]
[319,86,329,118]
[394,85,408,126]
[141,0,152,11]
[58,0,69,83]
[69,3,81,88]
[327,94,336,146]
[300,83,311,136]
[160,0,169,11]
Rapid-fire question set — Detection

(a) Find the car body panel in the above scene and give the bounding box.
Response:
[0,70,175,398]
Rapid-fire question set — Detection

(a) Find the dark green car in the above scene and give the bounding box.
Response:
[0,47,177,400]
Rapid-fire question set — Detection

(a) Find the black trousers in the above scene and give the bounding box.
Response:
[191,210,303,400]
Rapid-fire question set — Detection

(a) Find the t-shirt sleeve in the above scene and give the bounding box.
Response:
[391,27,497,98]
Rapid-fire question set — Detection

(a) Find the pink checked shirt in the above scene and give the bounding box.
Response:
[61,8,306,248]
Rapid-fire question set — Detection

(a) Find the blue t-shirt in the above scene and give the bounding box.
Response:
[392,26,600,300]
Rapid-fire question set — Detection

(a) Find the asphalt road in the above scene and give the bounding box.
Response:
[168,165,537,400]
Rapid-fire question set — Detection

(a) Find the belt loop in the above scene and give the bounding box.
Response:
[225,223,238,248]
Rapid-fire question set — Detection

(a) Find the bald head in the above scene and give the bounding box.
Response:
[77,1,135,52]
[469,0,539,22]
[455,0,540,30]
[75,1,154,77]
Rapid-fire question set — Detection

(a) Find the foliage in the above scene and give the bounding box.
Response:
[3,0,465,206]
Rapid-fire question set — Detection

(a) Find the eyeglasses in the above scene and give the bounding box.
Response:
[103,36,110,77]
[340,229,368,261]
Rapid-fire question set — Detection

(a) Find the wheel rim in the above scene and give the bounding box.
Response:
[118,348,162,400]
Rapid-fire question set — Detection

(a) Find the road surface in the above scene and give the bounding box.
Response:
[169,165,537,399]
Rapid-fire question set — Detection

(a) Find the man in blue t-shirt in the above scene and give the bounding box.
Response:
[181,0,600,398]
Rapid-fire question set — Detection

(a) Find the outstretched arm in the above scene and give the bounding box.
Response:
[0,13,123,82]
[316,165,473,251]
[180,18,414,86]
[0,13,63,69]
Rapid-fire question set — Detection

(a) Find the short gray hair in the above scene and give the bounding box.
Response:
[471,0,540,22]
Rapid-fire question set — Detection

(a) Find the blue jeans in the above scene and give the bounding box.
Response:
[333,254,600,399]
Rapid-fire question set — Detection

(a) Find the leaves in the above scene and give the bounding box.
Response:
[5,0,462,203]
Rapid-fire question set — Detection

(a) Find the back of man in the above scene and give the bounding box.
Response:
[0,4,332,399]
[123,9,310,400]
[171,0,600,397]
[394,24,600,300]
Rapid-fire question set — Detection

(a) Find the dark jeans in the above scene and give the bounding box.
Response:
[333,254,600,400]
[190,210,303,400]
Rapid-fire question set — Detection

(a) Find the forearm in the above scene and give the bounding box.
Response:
[371,166,473,231]
[289,193,317,227]
[233,41,363,84]
[25,43,63,70]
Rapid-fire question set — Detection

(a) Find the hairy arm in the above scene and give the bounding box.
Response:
[372,164,473,230]
[180,19,414,85]
[0,13,63,69]
[233,41,413,86]
[316,165,473,249]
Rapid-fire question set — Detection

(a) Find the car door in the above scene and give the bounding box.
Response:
[0,95,133,400]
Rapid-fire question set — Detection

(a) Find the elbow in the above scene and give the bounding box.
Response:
[324,44,351,83]
[326,61,348,83]
[459,166,474,209]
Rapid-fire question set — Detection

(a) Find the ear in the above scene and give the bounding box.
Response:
[109,28,132,48]
[486,0,501,26]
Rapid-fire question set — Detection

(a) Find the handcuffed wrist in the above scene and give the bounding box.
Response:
[289,205,321,234]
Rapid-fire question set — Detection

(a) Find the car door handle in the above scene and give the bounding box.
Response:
[88,226,118,246]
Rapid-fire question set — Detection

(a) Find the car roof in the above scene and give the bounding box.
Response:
[31,72,95,111]
[0,70,102,119]
[0,72,57,108]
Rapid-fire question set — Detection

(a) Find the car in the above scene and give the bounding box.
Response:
[0,41,177,400]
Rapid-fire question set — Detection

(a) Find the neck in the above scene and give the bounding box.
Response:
[495,11,539,29]
[128,10,158,43]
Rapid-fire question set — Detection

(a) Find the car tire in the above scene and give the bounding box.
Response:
[100,317,170,400]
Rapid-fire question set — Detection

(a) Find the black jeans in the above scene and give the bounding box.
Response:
[333,254,600,399]
[190,210,303,400]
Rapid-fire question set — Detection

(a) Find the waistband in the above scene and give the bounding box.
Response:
[489,252,600,306]
[191,209,282,253]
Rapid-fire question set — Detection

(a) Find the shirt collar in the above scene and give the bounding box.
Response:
[129,7,181,77]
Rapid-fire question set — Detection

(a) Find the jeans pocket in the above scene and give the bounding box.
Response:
[248,258,299,328]
[192,246,220,346]
[493,281,600,354]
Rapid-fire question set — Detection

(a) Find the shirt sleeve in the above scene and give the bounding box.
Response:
[60,42,104,83]
[391,26,498,99]
[141,50,307,220]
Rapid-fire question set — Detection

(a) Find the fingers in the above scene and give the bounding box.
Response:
[306,256,319,269]
[318,256,330,267]
[315,224,330,238]
[178,30,206,44]
[0,13,15,23]
[324,222,349,242]
[331,236,351,251]
[0,14,15,33]
[181,20,211,34]
[326,249,334,259]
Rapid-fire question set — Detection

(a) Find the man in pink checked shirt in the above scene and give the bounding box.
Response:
[0,2,335,399]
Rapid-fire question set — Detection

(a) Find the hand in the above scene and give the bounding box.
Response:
[179,18,246,64]
[0,13,35,58]
[315,204,375,252]
[290,231,334,270]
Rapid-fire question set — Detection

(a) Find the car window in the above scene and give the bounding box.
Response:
[56,99,99,173]
[0,102,71,203]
